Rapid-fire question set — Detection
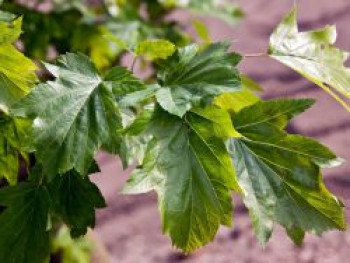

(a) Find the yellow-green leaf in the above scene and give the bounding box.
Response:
[269,6,350,111]
[0,17,38,95]
[135,39,175,60]
[192,20,211,44]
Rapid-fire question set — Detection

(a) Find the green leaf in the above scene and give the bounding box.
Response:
[0,115,31,185]
[159,0,244,25]
[214,90,260,115]
[0,20,37,183]
[192,20,211,44]
[0,16,21,44]
[0,182,50,263]
[156,42,242,117]
[0,74,23,113]
[119,84,160,108]
[286,227,305,246]
[228,99,345,245]
[0,17,38,95]
[120,134,150,169]
[188,0,245,25]
[123,106,238,252]
[269,7,350,111]
[48,170,106,238]
[120,109,153,168]
[104,66,145,101]
[51,0,89,13]
[0,3,16,23]
[241,75,263,92]
[233,98,315,130]
[102,66,146,154]
[105,21,141,53]
[0,34,36,184]
[214,75,262,115]
[135,39,176,60]
[13,53,141,175]
[0,138,18,185]
[72,25,116,70]
[0,0,15,23]
[51,226,92,263]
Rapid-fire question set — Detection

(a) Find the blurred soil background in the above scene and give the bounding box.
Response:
[91,0,350,262]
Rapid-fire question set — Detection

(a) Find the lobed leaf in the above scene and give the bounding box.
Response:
[48,170,106,238]
[156,42,242,117]
[269,7,350,110]
[228,99,345,245]
[123,106,238,252]
[14,54,142,176]
[0,183,50,263]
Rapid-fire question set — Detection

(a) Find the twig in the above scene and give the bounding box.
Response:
[131,56,138,73]
[244,53,269,58]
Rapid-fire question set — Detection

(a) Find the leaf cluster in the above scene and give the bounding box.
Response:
[1,0,243,70]
[0,2,349,262]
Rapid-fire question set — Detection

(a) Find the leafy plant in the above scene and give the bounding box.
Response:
[1,0,242,69]
[0,1,349,262]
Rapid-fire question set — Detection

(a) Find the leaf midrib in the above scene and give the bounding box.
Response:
[239,140,343,229]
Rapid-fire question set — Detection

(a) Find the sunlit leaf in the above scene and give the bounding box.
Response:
[135,39,176,60]
[269,7,350,111]
[14,54,142,175]
[0,17,37,96]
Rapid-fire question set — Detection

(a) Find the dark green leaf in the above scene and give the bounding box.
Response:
[0,182,50,263]
[123,106,238,252]
[119,84,160,108]
[228,99,345,245]
[156,42,242,116]
[286,227,305,246]
[104,66,145,101]
[48,170,106,238]
[233,98,315,131]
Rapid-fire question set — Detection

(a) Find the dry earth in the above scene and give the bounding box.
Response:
[92,1,350,262]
